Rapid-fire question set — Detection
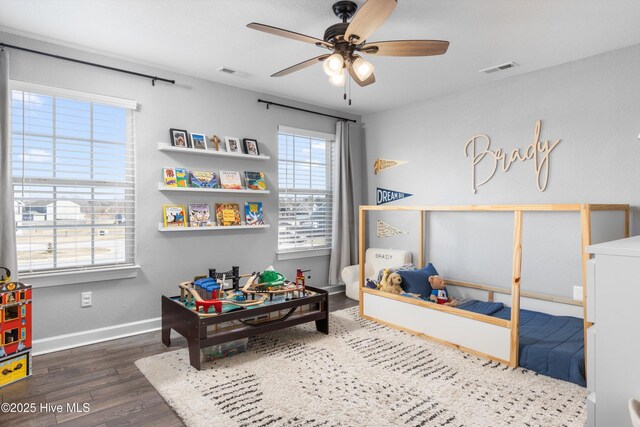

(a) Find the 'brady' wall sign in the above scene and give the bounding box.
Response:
[376,188,413,205]
[464,120,561,193]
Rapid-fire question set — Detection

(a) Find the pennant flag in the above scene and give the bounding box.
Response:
[377,220,409,238]
[376,188,413,205]
[373,158,408,174]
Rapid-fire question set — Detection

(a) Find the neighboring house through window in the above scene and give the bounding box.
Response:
[11,82,136,274]
[277,125,335,255]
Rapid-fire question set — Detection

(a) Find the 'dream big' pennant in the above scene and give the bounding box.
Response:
[376,188,413,205]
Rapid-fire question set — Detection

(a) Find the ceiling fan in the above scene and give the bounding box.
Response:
[247,0,449,95]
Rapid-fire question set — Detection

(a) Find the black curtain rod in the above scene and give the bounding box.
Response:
[0,42,175,86]
[258,99,356,123]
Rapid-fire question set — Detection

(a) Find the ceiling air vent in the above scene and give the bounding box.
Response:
[217,66,236,74]
[479,62,518,74]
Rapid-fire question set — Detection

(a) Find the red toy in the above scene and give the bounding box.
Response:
[0,267,32,388]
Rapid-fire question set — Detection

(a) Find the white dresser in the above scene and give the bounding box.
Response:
[586,236,640,427]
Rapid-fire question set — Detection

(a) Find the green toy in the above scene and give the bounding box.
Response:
[258,270,286,289]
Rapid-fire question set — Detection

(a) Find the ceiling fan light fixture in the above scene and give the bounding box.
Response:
[353,56,374,81]
[323,53,344,76]
[328,70,345,87]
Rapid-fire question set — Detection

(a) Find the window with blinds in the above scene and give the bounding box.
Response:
[278,126,335,253]
[11,84,136,274]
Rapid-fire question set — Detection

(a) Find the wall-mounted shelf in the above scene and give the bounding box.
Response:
[158,143,270,160]
[158,223,270,232]
[158,183,269,194]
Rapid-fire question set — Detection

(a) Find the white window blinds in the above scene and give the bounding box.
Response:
[278,126,335,253]
[11,83,136,274]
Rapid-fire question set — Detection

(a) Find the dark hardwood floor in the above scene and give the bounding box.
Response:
[0,292,357,427]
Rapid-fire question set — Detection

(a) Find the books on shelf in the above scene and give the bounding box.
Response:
[245,171,267,191]
[215,203,241,226]
[189,171,218,188]
[245,202,264,225]
[163,168,177,187]
[163,205,187,227]
[175,168,188,187]
[220,170,243,190]
[188,203,211,227]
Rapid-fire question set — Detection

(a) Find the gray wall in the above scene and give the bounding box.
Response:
[1,31,362,339]
[362,44,640,298]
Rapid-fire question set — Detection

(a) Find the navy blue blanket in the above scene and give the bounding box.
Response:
[459,300,585,386]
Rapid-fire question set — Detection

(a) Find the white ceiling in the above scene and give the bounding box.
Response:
[1,0,640,115]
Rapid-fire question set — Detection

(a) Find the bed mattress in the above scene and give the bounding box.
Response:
[457,300,585,386]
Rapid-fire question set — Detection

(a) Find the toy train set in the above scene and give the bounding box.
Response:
[177,265,314,316]
[0,267,32,388]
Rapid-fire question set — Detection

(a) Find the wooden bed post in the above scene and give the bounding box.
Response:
[359,206,366,317]
[625,206,631,238]
[581,204,592,371]
[418,210,425,269]
[509,210,523,368]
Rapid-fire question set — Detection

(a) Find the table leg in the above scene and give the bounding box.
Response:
[188,339,202,370]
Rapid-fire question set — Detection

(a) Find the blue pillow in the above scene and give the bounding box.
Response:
[398,263,439,299]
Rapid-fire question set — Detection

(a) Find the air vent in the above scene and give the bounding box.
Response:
[217,66,236,74]
[479,62,518,74]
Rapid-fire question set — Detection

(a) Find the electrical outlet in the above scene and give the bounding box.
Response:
[573,286,583,301]
[81,291,92,307]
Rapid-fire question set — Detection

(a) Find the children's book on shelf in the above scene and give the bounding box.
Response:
[188,203,211,227]
[175,168,188,187]
[163,205,187,228]
[189,170,218,188]
[163,168,177,187]
[220,170,243,190]
[245,202,264,225]
[245,171,267,191]
[215,203,241,226]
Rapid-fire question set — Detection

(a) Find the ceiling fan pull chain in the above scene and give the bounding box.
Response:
[348,76,352,106]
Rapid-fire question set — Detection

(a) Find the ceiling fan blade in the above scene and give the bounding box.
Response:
[247,23,332,48]
[348,64,376,87]
[344,0,397,44]
[360,40,449,57]
[271,55,330,77]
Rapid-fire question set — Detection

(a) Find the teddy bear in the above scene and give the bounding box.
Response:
[379,269,404,294]
[428,275,459,307]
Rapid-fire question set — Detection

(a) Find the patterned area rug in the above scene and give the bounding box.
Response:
[135,307,586,426]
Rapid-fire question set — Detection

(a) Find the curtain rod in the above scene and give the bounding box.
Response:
[0,42,175,86]
[257,99,357,123]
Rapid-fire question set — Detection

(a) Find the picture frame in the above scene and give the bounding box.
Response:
[190,133,208,150]
[225,136,241,153]
[170,128,191,148]
[242,138,260,156]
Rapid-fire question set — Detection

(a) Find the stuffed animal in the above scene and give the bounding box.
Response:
[379,269,403,294]
[428,275,459,307]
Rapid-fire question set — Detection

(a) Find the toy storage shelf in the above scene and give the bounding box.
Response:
[158,183,269,195]
[158,143,270,160]
[158,223,270,232]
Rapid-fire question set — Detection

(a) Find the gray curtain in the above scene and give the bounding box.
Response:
[329,120,356,285]
[0,49,17,277]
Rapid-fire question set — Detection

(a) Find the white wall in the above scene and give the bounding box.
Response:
[1,31,362,340]
[362,44,640,298]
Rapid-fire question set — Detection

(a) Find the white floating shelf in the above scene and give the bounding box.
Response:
[158,183,269,194]
[158,142,270,160]
[158,223,270,232]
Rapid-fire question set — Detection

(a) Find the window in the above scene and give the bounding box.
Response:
[11,83,136,274]
[278,126,335,253]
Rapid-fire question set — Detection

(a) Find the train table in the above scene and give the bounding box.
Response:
[161,285,329,370]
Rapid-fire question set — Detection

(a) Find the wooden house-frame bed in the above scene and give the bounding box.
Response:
[358,204,630,369]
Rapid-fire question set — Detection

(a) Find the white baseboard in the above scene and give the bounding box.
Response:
[32,317,161,356]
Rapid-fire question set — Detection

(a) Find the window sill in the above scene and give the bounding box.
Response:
[277,249,331,261]
[20,265,141,288]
